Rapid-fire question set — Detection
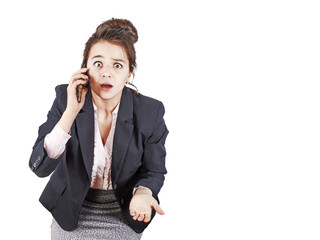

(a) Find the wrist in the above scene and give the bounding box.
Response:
[64,108,79,117]
[58,110,77,134]
[134,188,152,196]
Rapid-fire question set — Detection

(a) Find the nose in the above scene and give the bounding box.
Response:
[102,71,111,78]
[101,66,112,78]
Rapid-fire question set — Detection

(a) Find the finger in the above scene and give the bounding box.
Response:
[144,213,151,223]
[74,74,89,81]
[71,68,88,77]
[152,202,165,215]
[129,208,136,217]
[69,68,88,84]
[132,213,139,221]
[69,74,89,84]
[68,79,88,92]
[137,214,145,222]
[73,79,88,85]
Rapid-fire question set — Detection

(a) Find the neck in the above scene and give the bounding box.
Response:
[91,90,122,114]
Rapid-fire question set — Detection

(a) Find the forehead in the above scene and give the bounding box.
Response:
[89,41,128,62]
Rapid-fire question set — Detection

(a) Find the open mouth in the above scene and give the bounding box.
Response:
[100,84,113,90]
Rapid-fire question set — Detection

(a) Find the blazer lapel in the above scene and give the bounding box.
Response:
[112,87,134,184]
[75,87,95,180]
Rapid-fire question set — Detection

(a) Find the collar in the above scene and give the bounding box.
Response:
[92,98,120,116]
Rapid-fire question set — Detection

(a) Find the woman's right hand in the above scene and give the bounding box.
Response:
[57,68,89,134]
[65,68,89,115]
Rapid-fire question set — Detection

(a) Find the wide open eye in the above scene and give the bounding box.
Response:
[114,63,123,69]
[94,61,103,67]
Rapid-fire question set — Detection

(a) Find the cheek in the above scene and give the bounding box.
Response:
[88,76,100,90]
[88,71,99,82]
[116,71,130,82]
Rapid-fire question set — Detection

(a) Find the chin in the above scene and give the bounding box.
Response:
[98,92,115,100]
[95,88,123,101]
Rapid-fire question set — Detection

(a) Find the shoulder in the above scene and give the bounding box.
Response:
[125,88,168,142]
[126,87,165,116]
[53,84,68,109]
[55,84,68,95]
[123,88,166,137]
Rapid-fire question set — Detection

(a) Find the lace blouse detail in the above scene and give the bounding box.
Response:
[90,101,119,190]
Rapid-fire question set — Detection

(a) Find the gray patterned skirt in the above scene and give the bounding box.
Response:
[51,188,142,240]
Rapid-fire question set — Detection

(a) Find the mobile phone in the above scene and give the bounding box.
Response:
[76,73,89,103]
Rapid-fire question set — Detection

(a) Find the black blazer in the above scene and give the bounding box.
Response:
[29,85,168,233]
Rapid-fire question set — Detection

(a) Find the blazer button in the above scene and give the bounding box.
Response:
[121,199,124,205]
[113,184,117,189]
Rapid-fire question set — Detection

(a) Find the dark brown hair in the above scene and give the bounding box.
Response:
[81,18,138,75]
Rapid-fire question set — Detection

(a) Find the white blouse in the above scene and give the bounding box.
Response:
[90,101,119,190]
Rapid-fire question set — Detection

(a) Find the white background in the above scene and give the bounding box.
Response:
[0,0,320,239]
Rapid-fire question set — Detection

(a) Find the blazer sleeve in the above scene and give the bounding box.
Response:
[29,85,67,177]
[134,102,169,197]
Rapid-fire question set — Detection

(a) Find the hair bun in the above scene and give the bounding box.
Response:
[96,18,138,44]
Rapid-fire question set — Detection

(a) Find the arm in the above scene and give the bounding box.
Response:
[134,102,169,196]
[129,102,169,222]
[29,68,89,177]
[29,85,68,177]
[44,123,71,159]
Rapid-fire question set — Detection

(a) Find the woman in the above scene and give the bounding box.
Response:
[29,18,168,239]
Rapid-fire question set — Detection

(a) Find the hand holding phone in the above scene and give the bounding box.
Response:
[66,68,89,115]
[59,69,89,134]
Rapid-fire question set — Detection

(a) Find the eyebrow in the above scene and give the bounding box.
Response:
[91,55,104,59]
[112,58,126,63]
[91,55,126,64]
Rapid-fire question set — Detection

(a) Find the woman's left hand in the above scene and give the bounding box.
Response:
[129,188,165,223]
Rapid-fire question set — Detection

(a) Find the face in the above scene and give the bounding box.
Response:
[87,40,131,103]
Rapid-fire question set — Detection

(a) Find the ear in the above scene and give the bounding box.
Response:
[127,72,133,83]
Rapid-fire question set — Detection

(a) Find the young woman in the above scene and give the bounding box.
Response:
[29,18,169,239]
